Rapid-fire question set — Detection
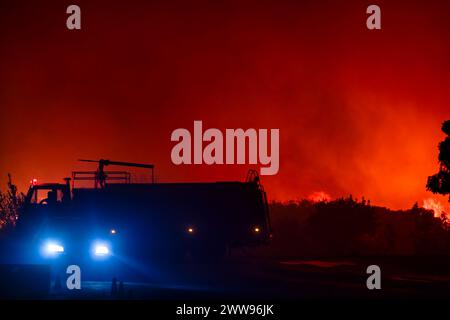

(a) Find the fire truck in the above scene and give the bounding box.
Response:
[3,160,271,280]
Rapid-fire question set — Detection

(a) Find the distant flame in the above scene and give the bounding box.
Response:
[308,191,332,202]
[423,198,449,220]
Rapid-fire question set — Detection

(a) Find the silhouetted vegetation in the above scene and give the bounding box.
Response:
[261,197,450,258]
[0,174,24,230]
[427,120,450,201]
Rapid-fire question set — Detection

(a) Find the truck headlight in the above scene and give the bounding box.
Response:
[94,244,110,256]
[92,241,111,257]
[43,241,64,256]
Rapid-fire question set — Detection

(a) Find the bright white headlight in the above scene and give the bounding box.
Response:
[44,242,64,255]
[94,244,110,256]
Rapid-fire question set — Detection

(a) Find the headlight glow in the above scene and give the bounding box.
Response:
[94,244,110,256]
[43,241,64,256]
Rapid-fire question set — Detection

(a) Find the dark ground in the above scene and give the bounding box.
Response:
[36,256,450,300]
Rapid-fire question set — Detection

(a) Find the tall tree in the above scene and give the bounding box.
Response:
[427,120,450,201]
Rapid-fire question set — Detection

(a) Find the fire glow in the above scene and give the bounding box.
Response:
[423,198,449,221]
[308,191,332,203]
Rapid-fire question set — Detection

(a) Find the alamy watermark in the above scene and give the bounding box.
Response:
[170,121,280,176]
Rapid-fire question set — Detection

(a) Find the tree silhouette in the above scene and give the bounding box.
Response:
[427,120,450,201]
[264,197,449,258]
[0,174,24,230]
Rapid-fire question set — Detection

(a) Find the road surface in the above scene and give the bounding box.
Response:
[42,257,450,300]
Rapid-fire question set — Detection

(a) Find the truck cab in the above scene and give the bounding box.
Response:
[18,181,73,232]
[24,182,71,208]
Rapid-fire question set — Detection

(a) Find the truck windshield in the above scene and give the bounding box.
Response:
[29,188,64,205]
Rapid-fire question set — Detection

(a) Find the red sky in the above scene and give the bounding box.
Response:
[1,0,449,209]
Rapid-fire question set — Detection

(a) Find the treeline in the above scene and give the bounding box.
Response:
[0,175,23,230]
[260,196,450,258]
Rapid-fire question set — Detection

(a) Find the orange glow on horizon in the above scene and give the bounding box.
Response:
[308,191,332,203]
[423,198,450,221]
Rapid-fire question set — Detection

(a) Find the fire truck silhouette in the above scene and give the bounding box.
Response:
[8,159,271,278]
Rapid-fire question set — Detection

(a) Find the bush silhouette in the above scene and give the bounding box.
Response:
[263,197,450,258]
[427,120,450,200]
[0,174,24,231]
